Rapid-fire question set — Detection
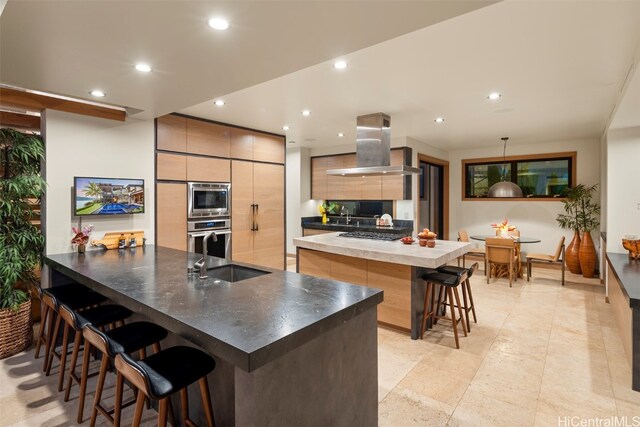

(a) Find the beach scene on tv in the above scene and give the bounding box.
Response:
[75,177,144,215]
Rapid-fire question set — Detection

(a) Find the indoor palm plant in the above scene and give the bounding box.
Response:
[0,128,45,358]
[556,185,583,274]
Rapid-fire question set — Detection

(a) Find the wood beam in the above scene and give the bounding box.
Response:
[0,111,41,130]
[0,87,126,122]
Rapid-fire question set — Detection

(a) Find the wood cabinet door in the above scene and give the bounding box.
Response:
[156,183,187,251]
[341,155,362,200]
[382,149,405,200]
[186,157,230,182]
[253,133,285,164]
[361,175,382,200]
[157,115,186,152]
[330,254,367,285]
[157,153,186,181]
[367,260,411,330]
[298,249,331,279]
[253,163,285,270]
[231,161,254,264]
[311,157,328,200]
[326,156,344,200]
[186,119,231,158]
[230,128,253,161]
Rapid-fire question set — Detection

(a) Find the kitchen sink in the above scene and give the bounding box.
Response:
[206,264,270,282]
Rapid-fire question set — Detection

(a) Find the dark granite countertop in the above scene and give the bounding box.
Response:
[301,216,413,234]
[44,246,382,372]
[606,252,640,308]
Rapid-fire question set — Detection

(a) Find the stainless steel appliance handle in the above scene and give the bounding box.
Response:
[188,230,232,238]
[255,204,259,231]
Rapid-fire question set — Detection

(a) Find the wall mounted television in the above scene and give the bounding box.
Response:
[74,177,144,216]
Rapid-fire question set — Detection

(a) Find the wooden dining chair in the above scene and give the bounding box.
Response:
[485,237,517,287]
[458,229,486,273]
[526,236,566,286]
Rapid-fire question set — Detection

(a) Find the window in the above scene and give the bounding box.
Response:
[463,152,576,200]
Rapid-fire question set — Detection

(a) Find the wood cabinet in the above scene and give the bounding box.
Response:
[157,153,186,181]
[156,183,187,251]
[157,115,187,152]
[311,157,328,200]
[326,156,344,199]
[230,128,285,164]
[186,156,230,182]
[382,149,406,200]
[302,228,333,237]
[231,160,285,270]
[186,118,230,158]
[298,249,331,279]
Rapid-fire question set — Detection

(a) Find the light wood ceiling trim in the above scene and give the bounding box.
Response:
[0,111,40,130]
[0,87,126,122]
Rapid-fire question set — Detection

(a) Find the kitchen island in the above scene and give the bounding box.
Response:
[44,246,382,426]
[294,232,470,339]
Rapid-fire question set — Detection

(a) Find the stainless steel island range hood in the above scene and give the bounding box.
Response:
[326,112,422,176]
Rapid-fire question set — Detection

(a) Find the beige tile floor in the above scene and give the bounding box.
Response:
[1,260,638,426]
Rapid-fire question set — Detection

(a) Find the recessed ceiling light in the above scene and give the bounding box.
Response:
[487,92,502,100]
[214,100,225,106]
[90,90,106,97]
[333,60,348,70]
[135,63,152,73]
[434,117,445,123]
[282,125,290,131]
[302,110,311,116]
[208,17,229,31]
[337,132,344,137]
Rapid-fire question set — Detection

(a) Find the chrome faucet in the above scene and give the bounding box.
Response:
[341,206,351,225]
[194,231,218,279]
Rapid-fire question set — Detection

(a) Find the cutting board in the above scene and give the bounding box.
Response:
[91,231,145,250]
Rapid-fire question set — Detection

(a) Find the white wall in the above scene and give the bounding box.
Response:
[286,147,317,254]
[44,110,155,255]
[606,126,640,253]
[448,137,601,254]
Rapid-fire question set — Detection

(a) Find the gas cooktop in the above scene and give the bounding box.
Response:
[338,231,405,241]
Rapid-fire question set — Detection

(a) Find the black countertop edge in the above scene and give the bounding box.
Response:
[606,252,640,308]
[43,247,383,372]
[302,222,413,234]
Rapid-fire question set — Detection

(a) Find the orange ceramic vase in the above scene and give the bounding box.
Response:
[579,231,597,278]
[565,230,582,275]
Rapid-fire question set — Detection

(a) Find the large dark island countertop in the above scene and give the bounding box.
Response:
[44,245,382,372]
[606,252,640,308]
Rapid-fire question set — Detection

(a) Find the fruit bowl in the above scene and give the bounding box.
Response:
[400,236,415,245]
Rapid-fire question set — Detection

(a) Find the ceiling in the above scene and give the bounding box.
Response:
[0,0,496,119]
[180,0,640,151]
[610,62,640,130]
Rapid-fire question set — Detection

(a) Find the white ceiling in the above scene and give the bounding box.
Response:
[0,0,495,119]
[181,0,640,151]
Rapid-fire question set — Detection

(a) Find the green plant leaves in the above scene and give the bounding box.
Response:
[556,184,600,232]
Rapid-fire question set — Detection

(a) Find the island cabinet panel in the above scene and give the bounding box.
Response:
[331,254,367,286]
[186,118,231,158]
[298,249,331,279]
[186,156,230,182]
[382,149,405,200]
[367,260,412,331]
[608,264,632,366]
[311,157,328,200]
[156,183,187,251]
[230,128,254,161]
[231,160,285,269]
[253,133,285,164]
[157,152,186,181]
[157,115,187,152]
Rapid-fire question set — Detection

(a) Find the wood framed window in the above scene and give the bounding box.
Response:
[462,152,576,201]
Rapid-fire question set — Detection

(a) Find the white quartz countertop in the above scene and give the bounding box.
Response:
[294,233,471,269]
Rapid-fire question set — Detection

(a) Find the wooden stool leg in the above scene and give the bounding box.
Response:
[79,340,92,424]
[35,305,48,359]
[64,331,82,401]
[45,313,62,375]
[461,281,471,333]
[57,323,70,391]
[447,287,460,349]
[89,355,109,426]
[114,372,124,427]
[132,391,146,427]
[466,279,477,323]
[152,342,161,354]
[158,397,169,427]
[180,387,189,424]
[199,376,216,427]
[453,286,467,337]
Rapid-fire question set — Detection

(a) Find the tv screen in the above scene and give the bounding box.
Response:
[74,177,144,216]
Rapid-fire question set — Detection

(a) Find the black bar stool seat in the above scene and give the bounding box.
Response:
[102,322,168,357]
[43,284,107,309]
[421,271,468,348]
[437,263,478,332]
[73,304,134,330]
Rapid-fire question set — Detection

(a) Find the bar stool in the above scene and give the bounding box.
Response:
[40,284,107,374]
[114,346,217,427]
[437,262,479,332]
[73,322,169,425]
[420,270,468,349]
[55,303,133,394]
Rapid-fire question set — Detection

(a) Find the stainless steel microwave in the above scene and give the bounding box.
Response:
[187,182,230,219]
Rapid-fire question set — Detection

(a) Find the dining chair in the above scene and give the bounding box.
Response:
[526,236,566,286]
[458,229,486,273]
[485,237,517,287]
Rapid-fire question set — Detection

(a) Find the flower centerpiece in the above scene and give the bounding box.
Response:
[71,224,94,253]
[491,218,516,238]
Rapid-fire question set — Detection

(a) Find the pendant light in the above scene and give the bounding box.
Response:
[487,137,523,198]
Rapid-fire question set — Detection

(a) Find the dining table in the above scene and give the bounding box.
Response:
[470,235,542,278]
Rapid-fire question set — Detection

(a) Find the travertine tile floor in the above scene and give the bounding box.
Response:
[1,261,638,426]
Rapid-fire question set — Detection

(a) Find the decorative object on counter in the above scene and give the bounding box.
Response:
[491,218,516,238]
[622,239,640,260]
[91,231,145,250]
[71,223,94,254]
[487,137,524,198]
[0,128,46,358]
[319,202,337,224]
[417,229,437,247]
[118,233,126,249]
[400,236,415,245]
